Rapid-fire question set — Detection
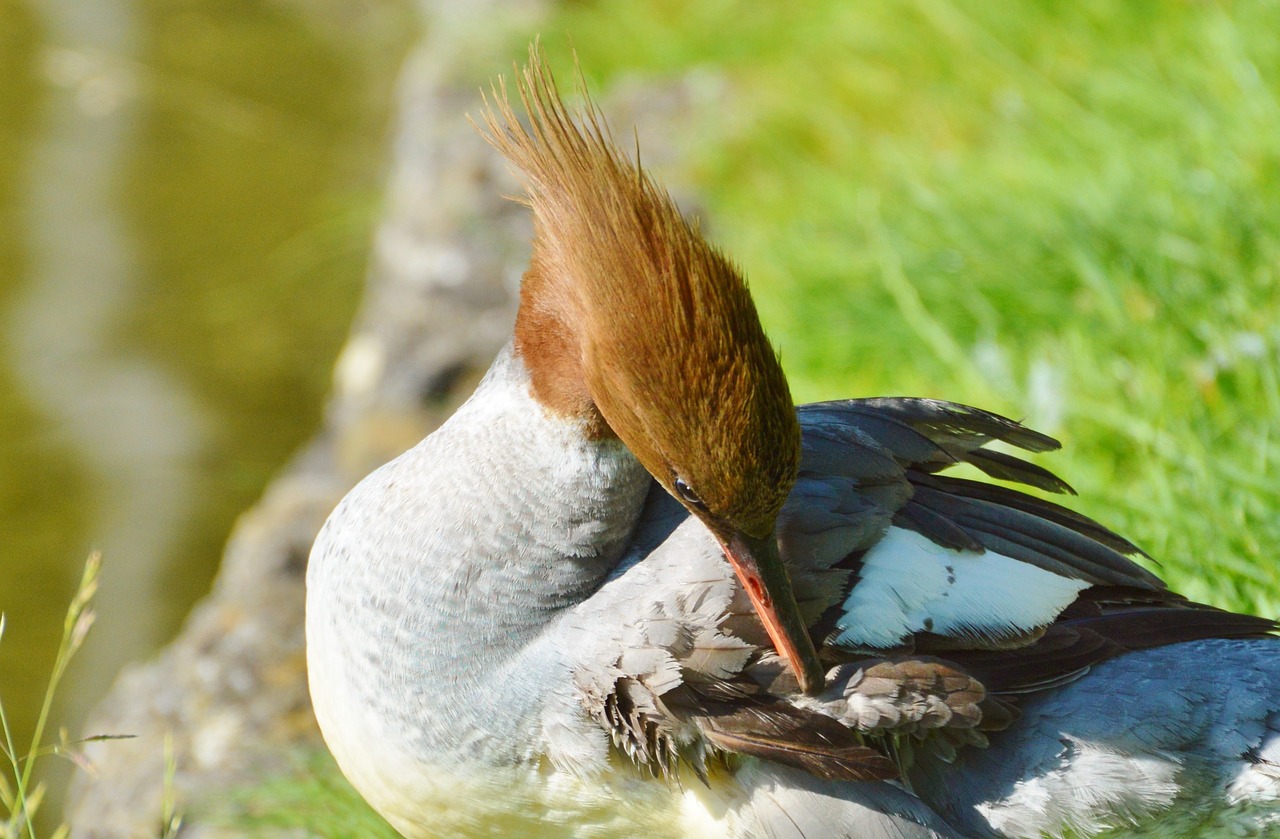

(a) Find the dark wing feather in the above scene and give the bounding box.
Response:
[1063,603,1277,649]
[893,500,985,553]
[669,686,899,782]
[800,402,955,468]
[927,474,1147,557]
[944,598,1275,697]
[833,397,1062,454]
[962,448,1075,494]
[905,483,1161,588]
[796,398,1163,591]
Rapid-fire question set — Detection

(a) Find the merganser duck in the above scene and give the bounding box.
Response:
[306,48,1280,839]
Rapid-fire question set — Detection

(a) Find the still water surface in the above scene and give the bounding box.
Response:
[0,0,411,803]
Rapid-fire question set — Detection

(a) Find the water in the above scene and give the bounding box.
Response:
[0,0,410,816]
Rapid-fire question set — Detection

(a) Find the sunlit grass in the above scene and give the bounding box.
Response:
[212,750,398,838]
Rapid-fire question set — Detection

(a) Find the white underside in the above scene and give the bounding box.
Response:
[833,526,1090,648]
[340,756,740,839]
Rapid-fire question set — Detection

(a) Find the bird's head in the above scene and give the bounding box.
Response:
[480,47,823,694]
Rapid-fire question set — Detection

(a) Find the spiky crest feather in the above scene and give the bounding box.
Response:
[478,46,800,537]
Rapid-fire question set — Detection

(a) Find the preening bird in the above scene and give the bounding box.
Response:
[306,48,1280,839]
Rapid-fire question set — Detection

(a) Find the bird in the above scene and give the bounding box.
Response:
[305,47,1280,839]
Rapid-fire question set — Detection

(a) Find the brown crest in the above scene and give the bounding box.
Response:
[478,45,800,538]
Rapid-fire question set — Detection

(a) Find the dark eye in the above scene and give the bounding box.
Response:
[674,477,707,510]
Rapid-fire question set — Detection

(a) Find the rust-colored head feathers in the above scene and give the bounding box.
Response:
[479,48,800,541]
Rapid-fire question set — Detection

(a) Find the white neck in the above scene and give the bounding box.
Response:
[307,343,651,777]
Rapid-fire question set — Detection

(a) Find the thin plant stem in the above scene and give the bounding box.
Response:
[3,553,101,838]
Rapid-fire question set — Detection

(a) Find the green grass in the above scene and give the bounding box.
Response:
[0,556,178,839]
[0,556,181,839]
[0,557,97,839]
[254,0,1280,834]
[209,750,398,838]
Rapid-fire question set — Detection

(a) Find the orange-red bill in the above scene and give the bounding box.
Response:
[721,530,824,695]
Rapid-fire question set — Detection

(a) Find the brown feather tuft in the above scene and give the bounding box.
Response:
[477,45,799,536]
